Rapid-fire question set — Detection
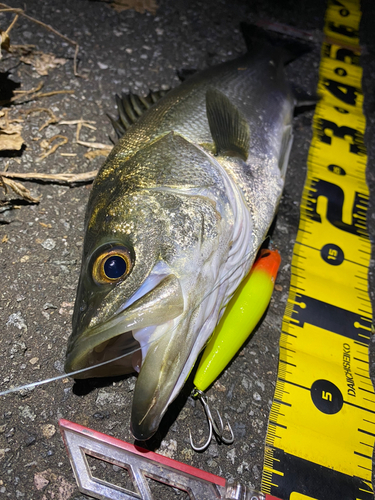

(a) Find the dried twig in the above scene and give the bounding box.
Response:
[76,120,112,151]
[84,149,109,159]
[36,90,75,99]
[0,86,75,106]
[60,119,96,130]
[4,12,18,35]
[0,12,18,57]
[9,83,74,103]
[22,107,58,131]
[0,82,43,106]
[106,0,158,15]
[37,135,68,161]
[0,170,98,185]
[8,43,36,54]
[77,139,112,150]
[13,82,44,95]
[0,175,6,192]
[0,3,80,76]
[0,175,40,203]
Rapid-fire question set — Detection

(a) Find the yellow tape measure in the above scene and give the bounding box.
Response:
[261,1,374,499]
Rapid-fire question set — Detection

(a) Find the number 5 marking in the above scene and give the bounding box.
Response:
[322,391,332,401]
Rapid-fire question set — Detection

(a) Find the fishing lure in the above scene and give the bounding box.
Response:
[190,248,281,451]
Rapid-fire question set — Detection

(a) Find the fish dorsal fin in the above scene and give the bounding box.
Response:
[206,87,250,161]
[108,90,170,139]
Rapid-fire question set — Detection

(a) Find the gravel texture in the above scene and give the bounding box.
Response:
[0,0,374,499]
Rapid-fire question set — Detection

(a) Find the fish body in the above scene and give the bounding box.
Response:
[65,38,295,440]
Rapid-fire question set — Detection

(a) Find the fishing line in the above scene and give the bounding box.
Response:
[0,239,274,398]
[0,347,142,397]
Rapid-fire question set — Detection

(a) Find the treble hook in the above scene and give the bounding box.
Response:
[189,389,234,452]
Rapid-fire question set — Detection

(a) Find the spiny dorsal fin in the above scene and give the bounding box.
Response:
[108,90,170,140]
[206,87,250,161]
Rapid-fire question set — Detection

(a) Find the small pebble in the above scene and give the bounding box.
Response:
[93,411,110,420]
[208,444,218,458]
[5,428,14,438]
[253,392,261,401]
[41,238,56,250]
[54,360,64,373]
[43,303,57,310]
[34,473,49,490]
[44,126,61,139]
[19,406,36,421]
[6,312,27,331]
[41,424,56,439]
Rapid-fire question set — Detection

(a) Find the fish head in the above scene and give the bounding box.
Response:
[65,164,183,378]
[65,132,247,440]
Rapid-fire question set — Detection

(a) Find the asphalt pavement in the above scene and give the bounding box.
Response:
[0,0,374,499]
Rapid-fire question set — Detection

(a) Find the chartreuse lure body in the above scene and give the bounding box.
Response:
[194,248,281,393]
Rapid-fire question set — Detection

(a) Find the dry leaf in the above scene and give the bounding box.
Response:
[110,0,158,15]
[0,111,23,131]
[0,132,23,150]
[0,111,24,150]
[20,50,67,76]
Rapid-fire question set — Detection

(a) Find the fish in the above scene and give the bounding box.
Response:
[65,27,305,441]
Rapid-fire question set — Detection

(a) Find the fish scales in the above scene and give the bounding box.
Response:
[65,39,295,440]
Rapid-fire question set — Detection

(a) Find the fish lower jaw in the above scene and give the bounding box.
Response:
[65,330,141,379]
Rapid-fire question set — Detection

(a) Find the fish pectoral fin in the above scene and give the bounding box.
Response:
[206,87,250,161]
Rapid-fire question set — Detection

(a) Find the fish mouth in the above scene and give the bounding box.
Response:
[64,273,184,379]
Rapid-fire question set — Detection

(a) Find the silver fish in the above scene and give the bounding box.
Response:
[65,32,297,440]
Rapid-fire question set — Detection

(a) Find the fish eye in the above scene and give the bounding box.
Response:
[92,246,133,284]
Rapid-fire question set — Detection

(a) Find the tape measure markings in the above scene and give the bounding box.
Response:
[261,1,374,496]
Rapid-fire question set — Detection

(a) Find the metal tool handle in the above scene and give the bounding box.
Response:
[59,419,281,500]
